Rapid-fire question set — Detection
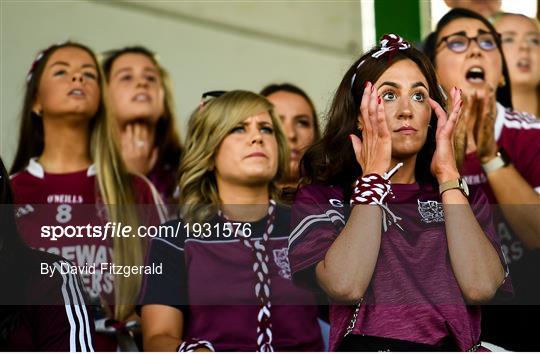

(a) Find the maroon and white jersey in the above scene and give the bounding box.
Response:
[288,182,509,351]
[10,158,166,302]
[139,206,324,351]
[461,104,540,266]
[0,251,94,351]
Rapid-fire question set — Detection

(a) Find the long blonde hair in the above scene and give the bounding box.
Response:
[178,90,289,223]
[12,42,143,321]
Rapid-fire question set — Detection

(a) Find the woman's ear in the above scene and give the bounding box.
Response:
[32,99,43,117]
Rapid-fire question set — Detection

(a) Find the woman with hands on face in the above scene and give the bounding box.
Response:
[288,34,508,351]
[424,8,540,351]
[425,8,540,250]
[102,46,183,212]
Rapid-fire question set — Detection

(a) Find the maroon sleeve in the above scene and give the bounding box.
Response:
[498,117,540,191]
[288,185,346,288]
[468,185,513,296]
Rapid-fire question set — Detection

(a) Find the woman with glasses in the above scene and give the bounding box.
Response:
[102,46,183,215]
[138,90,324,351]
[288,33,508,351]
[424,8,540,351]
[495,13,540,117]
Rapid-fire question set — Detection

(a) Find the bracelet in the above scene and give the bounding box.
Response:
[482,148,510,174]
[177,339,215,352]
[350,173,402,231]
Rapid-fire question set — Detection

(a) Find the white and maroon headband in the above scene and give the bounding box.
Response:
[351,34,412,89]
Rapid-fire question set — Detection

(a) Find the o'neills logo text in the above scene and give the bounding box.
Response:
[41,262,162,278]
[46,194,84,204]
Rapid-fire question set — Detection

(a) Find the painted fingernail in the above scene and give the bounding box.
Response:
[348,135,352,141]
[377,96,382,104]
[460,101,464,107]
[364,81,369,88]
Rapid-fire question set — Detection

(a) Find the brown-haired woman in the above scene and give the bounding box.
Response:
[260,83,321,190]
[288,34,508,351]
[10,42,166,351]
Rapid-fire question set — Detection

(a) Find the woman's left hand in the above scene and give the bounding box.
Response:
[429,87,463,184]
[473,85,498,163]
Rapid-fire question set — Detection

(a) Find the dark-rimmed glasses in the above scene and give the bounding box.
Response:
[437,31,499,53]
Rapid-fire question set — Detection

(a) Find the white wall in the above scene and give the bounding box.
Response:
[0,0,362,167]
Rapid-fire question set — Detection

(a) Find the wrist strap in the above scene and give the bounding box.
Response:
[482,148,509,174]
[350,163,404,231]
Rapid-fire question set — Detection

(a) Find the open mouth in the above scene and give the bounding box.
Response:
[465,66,485,84]
[68,89,85,97]
[133,93,150,102]
[517,58,531,71]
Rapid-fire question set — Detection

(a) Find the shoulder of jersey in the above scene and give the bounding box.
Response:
[504,109,540,130]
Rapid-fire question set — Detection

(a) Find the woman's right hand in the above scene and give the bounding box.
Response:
[350,81,392,176]
[120,122,158,175]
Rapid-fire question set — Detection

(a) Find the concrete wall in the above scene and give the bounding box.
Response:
[0,0,363,167]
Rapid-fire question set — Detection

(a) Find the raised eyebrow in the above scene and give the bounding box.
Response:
[411,82,428,90]
[143,66,159,74]
[446,30,467,37]
[379,81,400,89]
[49,61,70,68]
[49,61,96,70]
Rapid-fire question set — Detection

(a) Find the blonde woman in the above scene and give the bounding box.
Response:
[139,90,323,351]
[10,42,166,351]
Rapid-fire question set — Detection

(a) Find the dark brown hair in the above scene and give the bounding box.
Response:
[10,42,101,174]
[423,7,513,109]
[301,39,445,199]
[260,83,321,141]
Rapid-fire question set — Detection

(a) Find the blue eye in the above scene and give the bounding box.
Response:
[53,70,66,77]
[412,92,425,102]
[261,126,274,134]
[231,126,245,133]
[382,91,397,101]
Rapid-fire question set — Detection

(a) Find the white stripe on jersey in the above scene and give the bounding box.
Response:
[288,209,345,247]
[55,261,94,352]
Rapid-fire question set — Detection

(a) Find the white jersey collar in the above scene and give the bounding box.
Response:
[26,157,96,179]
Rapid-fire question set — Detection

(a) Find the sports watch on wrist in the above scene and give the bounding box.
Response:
[482,148,510,174]
[439,177,469,197]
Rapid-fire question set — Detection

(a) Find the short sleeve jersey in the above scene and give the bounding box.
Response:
[139,205,324,351]
[461,104,540,268]
[10,158,166,303]
[288,182,508,351]
[460,105,540,350]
